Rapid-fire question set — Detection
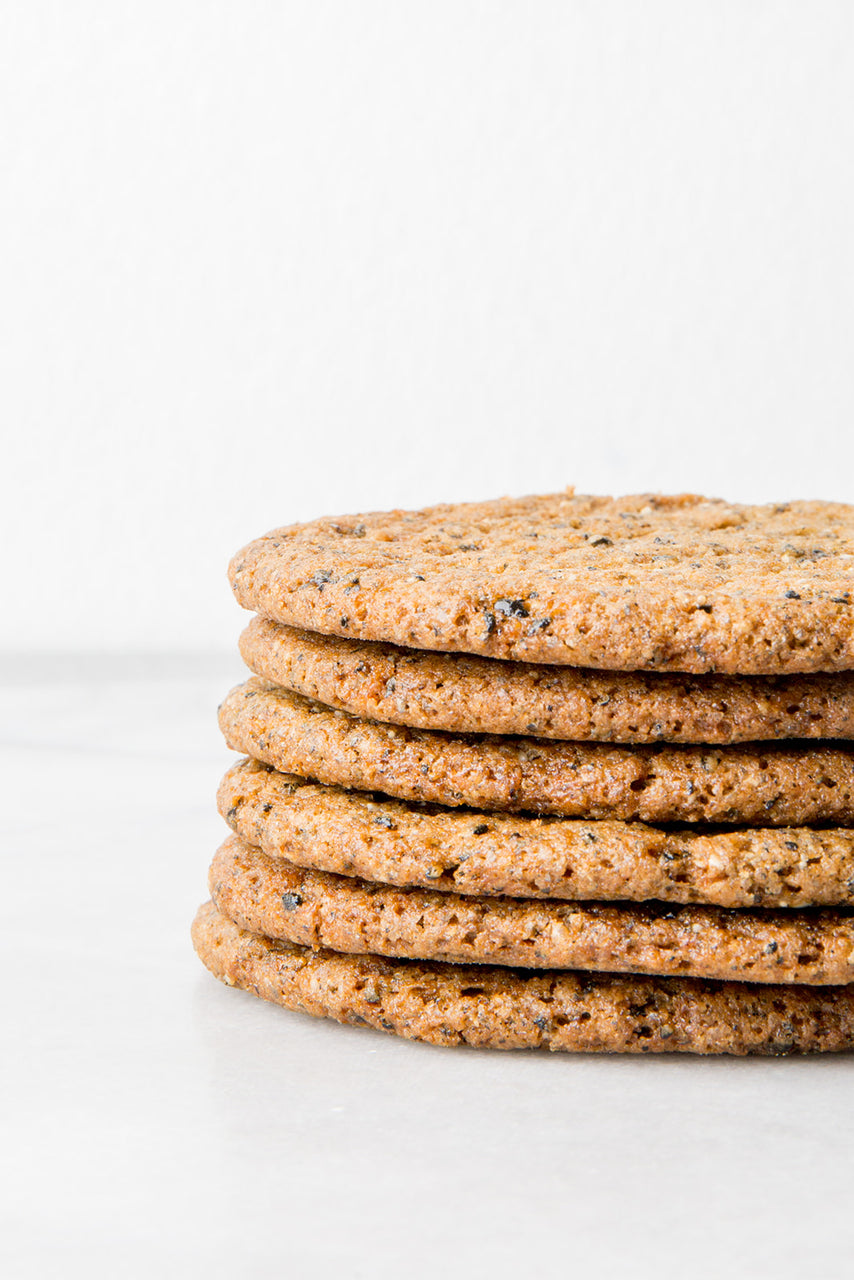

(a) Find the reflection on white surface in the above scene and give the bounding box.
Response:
[3,659,852,1279]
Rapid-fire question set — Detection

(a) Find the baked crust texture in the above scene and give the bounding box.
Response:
[229,492,854,674]
[219,759,854,908]
[218,680,854,826]
[240,616,854,744]
[192,902,854,1054]
[208,835,854,984]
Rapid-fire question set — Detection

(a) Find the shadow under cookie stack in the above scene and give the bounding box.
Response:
[193,491,854,1055]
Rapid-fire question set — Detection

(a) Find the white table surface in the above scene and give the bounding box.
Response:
[4,657,853,1280]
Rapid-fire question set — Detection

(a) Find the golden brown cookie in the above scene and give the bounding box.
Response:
[219,759,854,908]
[218,680,854,826]
[191,902,854,1054]
[240,616,854,744]
[209,835,854,984]
[228,492,854,674]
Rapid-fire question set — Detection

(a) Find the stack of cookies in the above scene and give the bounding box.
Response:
[193,491,854,1055]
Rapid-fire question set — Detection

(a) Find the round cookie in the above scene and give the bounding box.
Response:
[191,902,854,1054]
[240,616,854,744]
[219,759,854,908]
[209,836,854,985]
[228,491,854,675]
[218,680,854,826]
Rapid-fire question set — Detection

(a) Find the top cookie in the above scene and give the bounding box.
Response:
[229,491,854,674]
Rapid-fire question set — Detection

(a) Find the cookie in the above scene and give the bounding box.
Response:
[228,492,854,674]
[191,902,854,1054]
[209,835,854,984]
[240,616,854,744]
[219,759,854,908]
[218,680,854,826]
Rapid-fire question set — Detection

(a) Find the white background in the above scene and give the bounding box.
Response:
[3,0,854,653]
[3,6,854,1279]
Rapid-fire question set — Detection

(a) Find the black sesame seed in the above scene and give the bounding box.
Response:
[281,892,303,911]
[373,814,395,829]
[473,824,489,835]
[494,598,529,618]
[785,590,801,600]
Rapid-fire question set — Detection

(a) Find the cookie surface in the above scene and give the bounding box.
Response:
[220,759,854,908]
[219,680,854,826]
[228,492,854,674]
[241,616,854,744]
[192,902,854,1054]
[209,836,854,984]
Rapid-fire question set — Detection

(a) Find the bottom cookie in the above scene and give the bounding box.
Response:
[191,902,854,1055]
